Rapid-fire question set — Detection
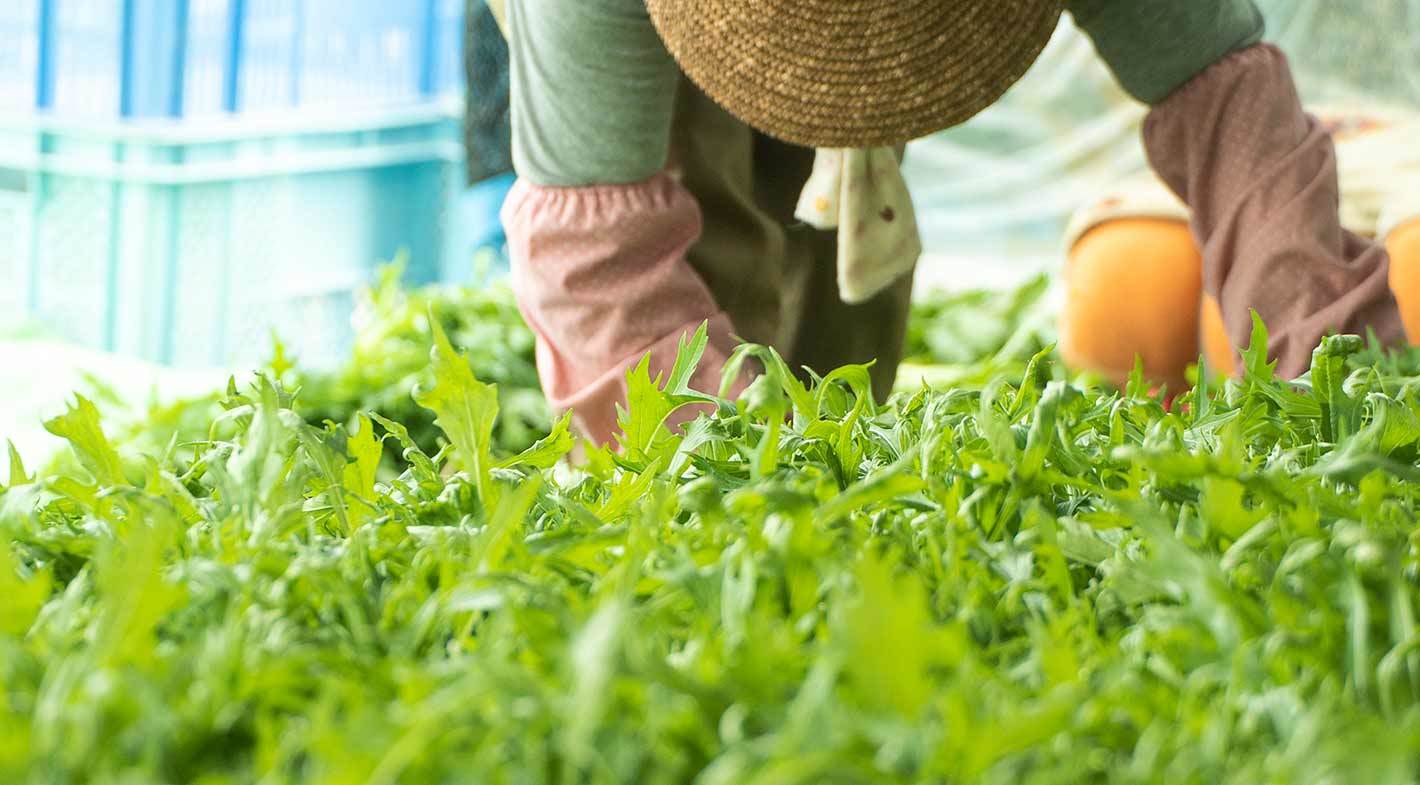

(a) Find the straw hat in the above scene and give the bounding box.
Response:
[645,0,1066,148]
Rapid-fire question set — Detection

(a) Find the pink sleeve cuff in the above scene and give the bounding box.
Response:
[501,172,745,444]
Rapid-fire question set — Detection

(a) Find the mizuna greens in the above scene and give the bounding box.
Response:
[3,285,1420,783]
[70,264,552,481]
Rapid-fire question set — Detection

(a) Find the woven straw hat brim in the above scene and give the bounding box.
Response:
[646,0,1065,148]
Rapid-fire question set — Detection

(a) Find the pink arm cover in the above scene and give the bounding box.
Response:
[1142,44,1403,377]
[501,172,744,444]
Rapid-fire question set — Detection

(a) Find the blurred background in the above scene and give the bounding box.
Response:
[1,0,1417,466]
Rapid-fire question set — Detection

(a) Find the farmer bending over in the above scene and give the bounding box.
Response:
[496,0,1407,443]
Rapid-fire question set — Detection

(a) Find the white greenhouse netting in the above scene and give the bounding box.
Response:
[904,1,1420,286]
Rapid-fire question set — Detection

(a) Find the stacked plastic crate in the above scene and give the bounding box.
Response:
[0,0,466,367]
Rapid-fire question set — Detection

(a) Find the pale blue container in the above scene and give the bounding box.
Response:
[0,107,465,369]
[444,171,514,285]
[0,0,474,369]
[0,0,464,119]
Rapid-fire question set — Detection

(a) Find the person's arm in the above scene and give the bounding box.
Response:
[503,0,742,444]
[1071,0,1404,376]
[1069,0,1264,105]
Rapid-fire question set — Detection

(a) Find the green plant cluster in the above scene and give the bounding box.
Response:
[84,264,551,478]
[3,288,1420,783]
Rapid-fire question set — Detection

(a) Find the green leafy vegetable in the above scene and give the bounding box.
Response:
[1,275,1419,783]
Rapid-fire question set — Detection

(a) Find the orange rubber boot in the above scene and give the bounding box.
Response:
[1387,219,1420,345]
[1061,218,1204,392]
[1200,294,1239,376]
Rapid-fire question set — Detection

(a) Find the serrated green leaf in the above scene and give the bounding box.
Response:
[5,441,30,488]
[1242,310,1278,382]
[342,414,382,501]
[44,395,126,486]
[496,411,574,470]
[664,321,710,395]
[414,315,500,505]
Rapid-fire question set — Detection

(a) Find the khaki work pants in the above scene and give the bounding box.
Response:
[659,77,914,400]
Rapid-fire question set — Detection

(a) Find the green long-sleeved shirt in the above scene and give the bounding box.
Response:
[505,0,1266,187]
[1070,0,1264,104]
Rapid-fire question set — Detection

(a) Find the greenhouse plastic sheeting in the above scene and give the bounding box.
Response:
[903,2,1420,270]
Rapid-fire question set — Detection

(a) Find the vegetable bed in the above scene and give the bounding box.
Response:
[4,274,1420,784]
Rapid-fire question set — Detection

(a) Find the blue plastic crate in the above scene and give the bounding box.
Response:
[0,105,465,368]
[0,0,465,119]
[443,171,514,284]
[0,4,39,113]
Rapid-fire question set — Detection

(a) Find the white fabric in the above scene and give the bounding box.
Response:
[795,148,923,304]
